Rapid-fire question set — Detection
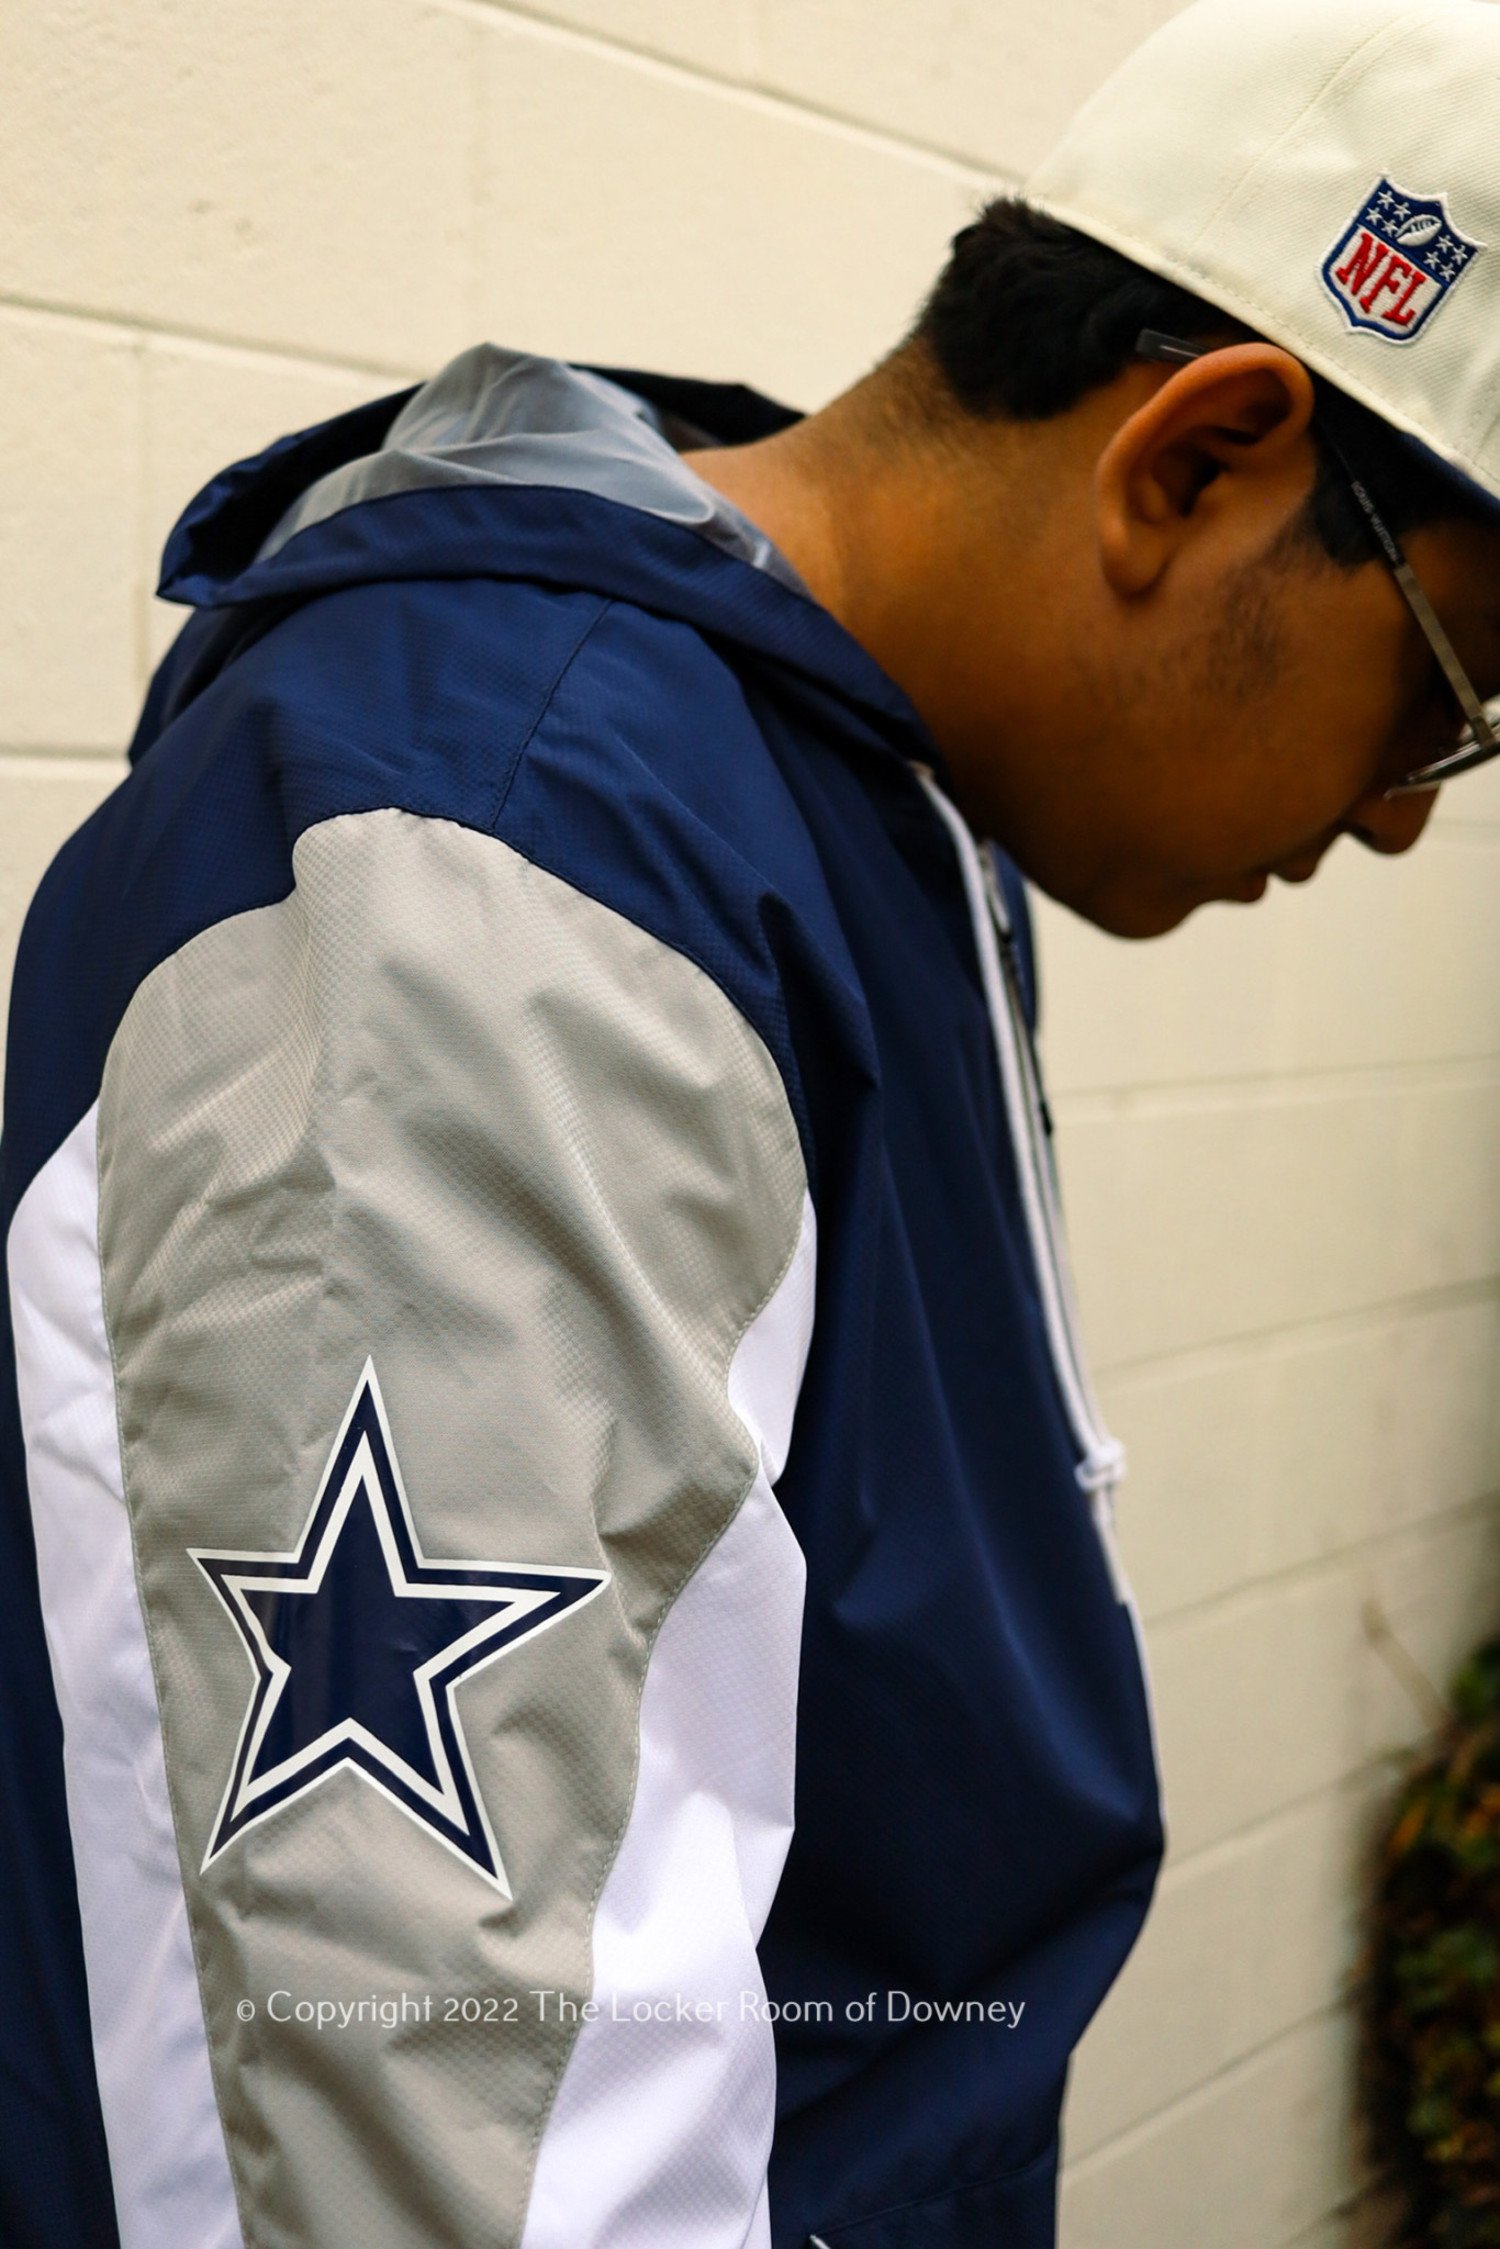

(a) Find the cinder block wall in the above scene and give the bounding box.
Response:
[1041,783,1500,2241]
[6,4,1497,2242]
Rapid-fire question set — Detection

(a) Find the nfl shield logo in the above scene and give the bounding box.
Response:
[1322,179,1483,344]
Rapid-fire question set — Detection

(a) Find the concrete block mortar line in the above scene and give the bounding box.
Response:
[131,332,152,699]
[460,11,486,345]
[1061,2004,1371,2197]
[0,749,132,775]
[441,0,1008,184]
[1090,1274,1500,1386]
[1117,1770,1416,2124]
[1138,1483,1500,1642]
[1059,1997,1369,2185]
[0,288,426,387]
[1151,1754,1412,1900]
[1138,1479,1500,1628]
[1052,1052,1500,1123]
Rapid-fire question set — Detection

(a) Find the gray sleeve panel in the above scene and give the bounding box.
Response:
[95,810,809,2249]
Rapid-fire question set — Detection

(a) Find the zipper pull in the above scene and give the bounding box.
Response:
[991,919,1056,1141]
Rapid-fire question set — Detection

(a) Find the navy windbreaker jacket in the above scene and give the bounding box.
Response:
[0,346,1164,2249]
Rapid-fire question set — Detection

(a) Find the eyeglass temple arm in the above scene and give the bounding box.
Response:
[1136,330,1500,780]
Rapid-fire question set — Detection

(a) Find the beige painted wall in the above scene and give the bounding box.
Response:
[5,3,1497,2242]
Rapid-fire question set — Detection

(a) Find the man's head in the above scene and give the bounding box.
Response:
[862,196,1500,937]
[683,0,1500,938]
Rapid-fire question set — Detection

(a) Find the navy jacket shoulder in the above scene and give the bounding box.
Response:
[0,374,1160,2249]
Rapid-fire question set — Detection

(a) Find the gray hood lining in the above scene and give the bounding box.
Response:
[254,343,811,598]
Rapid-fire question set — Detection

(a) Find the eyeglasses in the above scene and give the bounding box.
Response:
[1136,330,1500,797]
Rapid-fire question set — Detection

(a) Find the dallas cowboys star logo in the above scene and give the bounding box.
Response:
[192,1360,609,1893]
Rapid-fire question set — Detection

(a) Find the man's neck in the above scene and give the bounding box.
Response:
[680,385,1061,842]
[679,421,857,644]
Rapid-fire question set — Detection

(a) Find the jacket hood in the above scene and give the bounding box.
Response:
[151,344,936,759]
[250,345,812,594]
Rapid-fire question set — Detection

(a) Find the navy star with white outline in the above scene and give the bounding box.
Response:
[193,1360,609,1892]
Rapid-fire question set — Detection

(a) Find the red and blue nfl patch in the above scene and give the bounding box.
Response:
[1321,179,1482,343]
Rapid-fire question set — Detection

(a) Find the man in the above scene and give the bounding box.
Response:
[4,0,1499,2242]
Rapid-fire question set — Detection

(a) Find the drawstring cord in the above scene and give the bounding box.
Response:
[913,767,1126,1505]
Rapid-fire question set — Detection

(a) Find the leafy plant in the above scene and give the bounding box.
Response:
[1364,1637,1500,2245]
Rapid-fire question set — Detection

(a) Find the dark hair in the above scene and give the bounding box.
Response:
[909,197,1488,566]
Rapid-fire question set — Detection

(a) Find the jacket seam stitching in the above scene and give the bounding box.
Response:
[485,595,615,832]
[91,1101,260,2247]
[511,1167,810,2231]
[489,647,820,1187]
[818,2127,1058,2236]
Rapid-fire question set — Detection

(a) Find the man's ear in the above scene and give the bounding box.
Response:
[1095,343,1319,597]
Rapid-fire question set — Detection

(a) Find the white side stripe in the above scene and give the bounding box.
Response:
[8,1104,242,2249]
[521,1191,817,2249]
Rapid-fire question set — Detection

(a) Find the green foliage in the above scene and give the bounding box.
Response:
[1365,1638,1500,2245]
